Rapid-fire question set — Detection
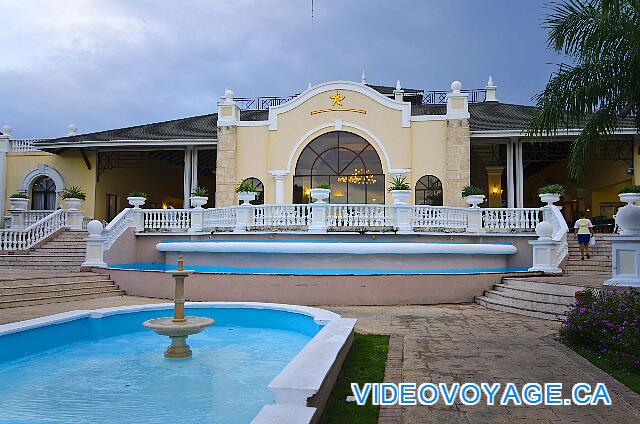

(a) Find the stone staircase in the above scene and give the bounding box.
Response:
[475,276,585,321]
[0,229,87,272]
[0,272,124,309]
[564,236,612,275]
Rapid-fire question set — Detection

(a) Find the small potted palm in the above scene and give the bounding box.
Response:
[618,185,640,205]
[127,191,147,208]
[9,192,29,210]
[62,186,86,211]
[462,185,485,208]
[236,180,258,205]
[538,183,565,206]
[388,176,411,204]
[190,186,209,209]
[309,183,331,203]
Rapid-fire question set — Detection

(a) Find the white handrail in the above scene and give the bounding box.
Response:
[327,204,391,228]
[482,208,542,231]
[0,209,66,250]
[411,205,468,229]
[143,209,191,231]
[22,210,55,226]
[252,204,310,228]
[203,207,237,229]
[547,205,569,267]
[103,208,133,250]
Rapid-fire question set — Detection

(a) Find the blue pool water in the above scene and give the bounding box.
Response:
[0,307,321,424]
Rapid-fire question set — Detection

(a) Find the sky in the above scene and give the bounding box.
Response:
[0,0,564,139]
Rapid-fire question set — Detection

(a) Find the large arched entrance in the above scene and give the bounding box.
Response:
[293,131,384,204]
[31,176,57,210]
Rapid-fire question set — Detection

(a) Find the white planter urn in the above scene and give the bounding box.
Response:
[390,190,411,205]
[539,193,561,206]
[190,196,208,209]
[64,198,83,211]
[309,188,331,204]
[127,196,146,209]
[9,197,29,211]
[463,194,485,208]
[616,193,640,235]
[619,192,640,206]
[237,191,257,205]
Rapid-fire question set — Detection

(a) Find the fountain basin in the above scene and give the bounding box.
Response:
[143,316,214,358]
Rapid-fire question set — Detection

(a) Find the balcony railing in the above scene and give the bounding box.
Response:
[422,89,486,105]
[234,96,296,111]
[9,139,42,152]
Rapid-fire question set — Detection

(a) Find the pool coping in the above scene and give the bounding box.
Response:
[0,302,355,424]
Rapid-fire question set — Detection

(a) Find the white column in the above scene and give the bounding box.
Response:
[0,132,10,218]
[190,148,198,191]
[506,140,515,208]
[269,170,288,205]
[514,138,524,208]
[183,148,191,208]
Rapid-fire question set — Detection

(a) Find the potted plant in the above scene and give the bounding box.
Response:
[309,183,331,203]
[127,191,147,208]
[387,176,411,204]
[618,185,640,205]
[461,185,485,208]
[538,184,565,206]
[9,192,29,210]
[190,186,209,209]
[235,180,258,205]
[616,185,640,235]
[62,186,86,210]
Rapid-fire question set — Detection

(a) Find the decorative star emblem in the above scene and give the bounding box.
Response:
[330,91,345,106]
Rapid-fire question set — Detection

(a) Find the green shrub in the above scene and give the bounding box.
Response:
[191,186,209,197]
[538,183,566,196]
[62,186,86,200]
[316,183,331,189]
[235,180,258,193]
[461,185,485,197]
[387,176,410,192]
[127,191,147,198]
[619,185,640,194]
[560,288,640,371]
[9,192,28,199]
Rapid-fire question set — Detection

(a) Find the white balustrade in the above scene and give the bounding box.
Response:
[203,207,237,229]
[103,208,133,250]
[546,205,569,267]
[252,205,310,228]
[482,208,542,231]
[327,204,391,229]
[23,210,55,226]
[143,209,191,231]
[0,209,66,251]
[9,139,40,152]
[411,206,467,229]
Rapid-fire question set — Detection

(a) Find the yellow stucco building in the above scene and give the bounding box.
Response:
[0,77,637,225]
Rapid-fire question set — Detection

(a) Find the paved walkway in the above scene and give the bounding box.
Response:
[1,297,638,423]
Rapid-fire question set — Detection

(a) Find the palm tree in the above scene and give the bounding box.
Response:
[527,0,639,181]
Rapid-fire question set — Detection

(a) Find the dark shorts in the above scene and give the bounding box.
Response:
[577,234,590,245]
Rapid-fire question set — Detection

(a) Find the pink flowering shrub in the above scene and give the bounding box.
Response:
[560,288,640,370]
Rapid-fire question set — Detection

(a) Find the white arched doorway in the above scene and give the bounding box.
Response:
[19,164,65,210]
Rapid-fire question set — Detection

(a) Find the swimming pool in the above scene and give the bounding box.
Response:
[0,303,354,424]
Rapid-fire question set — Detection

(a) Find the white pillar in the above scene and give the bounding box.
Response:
[82,220,107,269]
[269,170,288,205]
[190,148,198,191]
[514,138,524,208]
[506,140,515,208]
[183,148,191,208]
[0,132,10,218]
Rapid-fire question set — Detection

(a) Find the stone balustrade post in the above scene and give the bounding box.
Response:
[82,220,107,269]
[392,204,412,234]
[234,205,253,233]
[466,208,484,233]
[308,203,328,234]
[8,210,25,229]
[66,209,84,230]
[131,208,144,232]
[528,221,561,273]
[189,209,204,233]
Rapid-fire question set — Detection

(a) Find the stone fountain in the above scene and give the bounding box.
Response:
[143,256,214,358]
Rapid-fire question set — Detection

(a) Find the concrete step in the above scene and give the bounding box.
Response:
[0,273,111,287]
[501,278,584,296]
[0,280,113,295]
[476,295,564,321]
[0,283,119,301]
[28,250,86,256]
[494,284,576,305]
[0,289,125,309]
[0,265,82,272]
[37,242,86,248]
[483,290,571,315]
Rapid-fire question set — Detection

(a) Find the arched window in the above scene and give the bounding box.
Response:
[293,131,384,204]
[31,176,57,210]
[239,177,264,205]
[415,175,443,206]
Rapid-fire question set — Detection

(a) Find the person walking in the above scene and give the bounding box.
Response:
[574,211,594,260]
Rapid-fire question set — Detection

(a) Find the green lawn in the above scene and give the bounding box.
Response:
[571,345,640,395]
[320,333,390,424]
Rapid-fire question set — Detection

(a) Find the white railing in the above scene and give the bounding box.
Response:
[143,209,191,231]
[327,204,391,229]
[411,205,467,229]
[10,139,41,152]
[203,207,237,229]
[547,205,569,267]
[482,208,542,231]
[0,209,66,250]
[252,204,310,228]
[23,210,55,226]
[103,208,133,250]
